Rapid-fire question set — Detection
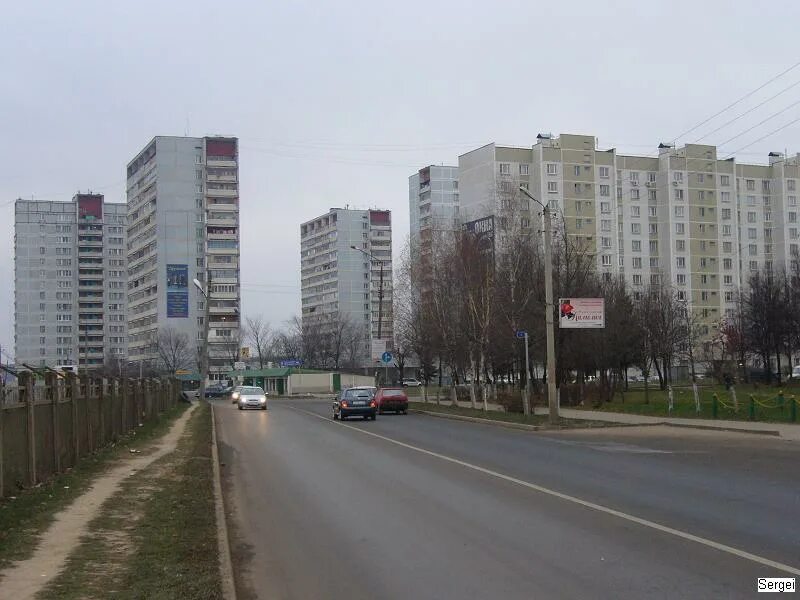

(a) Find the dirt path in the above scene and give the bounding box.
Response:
[0,403,197,599]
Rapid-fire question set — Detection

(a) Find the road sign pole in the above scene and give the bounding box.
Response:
[543,203,559,425]
[524,332,531,416]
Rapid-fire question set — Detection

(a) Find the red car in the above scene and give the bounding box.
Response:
[375,387,409,414]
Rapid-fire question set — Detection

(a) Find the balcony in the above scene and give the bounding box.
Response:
[206,158,237,168]
[207,217,238,227]
[206,173,237,183]
[206,186,238,198]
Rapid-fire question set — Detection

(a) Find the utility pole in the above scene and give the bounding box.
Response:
[194,270,211,402]
[520,186,559,424]
[523,331,531,416]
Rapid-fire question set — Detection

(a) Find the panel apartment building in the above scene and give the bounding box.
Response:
[300,208,393,362]
[415,134,800,342]
[14,194,127,369]
[126,136,240,381]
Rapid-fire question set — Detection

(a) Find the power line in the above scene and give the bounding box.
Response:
[672,59,800,142]
[722,115,800,158]
[716,99,800,149]
[695,78,800,142]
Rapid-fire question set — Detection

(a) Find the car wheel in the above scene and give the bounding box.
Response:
[333,412,338,420]
[262,406,267,411]
[402,409,407,415]
[371,414,377,421]
[238,406,243,411]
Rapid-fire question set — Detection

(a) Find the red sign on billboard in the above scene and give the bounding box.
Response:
[77,194,103,221]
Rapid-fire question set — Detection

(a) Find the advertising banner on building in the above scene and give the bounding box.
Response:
[558,298,605,329]
[166,264,189,318]
[463,215,496,262]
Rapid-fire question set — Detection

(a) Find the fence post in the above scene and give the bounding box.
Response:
[21,372,36,487]
[730,386,738,413]
[791,395,797,423]
[712,393,718,419]
[136,379,143,425]
[692,382,700,413]
[121,378,128,433]
[778,390,785,413]
[749,395,756,421]
[68,373,79,460]
[99,378,106,448]
[667,385,674,414]
[46,372,61,475]
[81,374,92,452]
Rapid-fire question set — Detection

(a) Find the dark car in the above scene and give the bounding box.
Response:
[333,387,377,421]
[205,384,229,398]
[376,387,409,414]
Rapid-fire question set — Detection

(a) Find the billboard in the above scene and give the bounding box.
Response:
[166,264,189,318]
[559,298,605,329]
[77,194,103,221]
[463,215,495,261]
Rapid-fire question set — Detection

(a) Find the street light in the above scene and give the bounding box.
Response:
[351,245,387,383]
[519,186,559,425]
[193,274,211,402]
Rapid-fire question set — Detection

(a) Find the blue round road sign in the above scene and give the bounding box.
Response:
[381,351,393,364]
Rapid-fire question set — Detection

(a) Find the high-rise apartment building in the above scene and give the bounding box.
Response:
[409,165,460,247]
[14,194,127,369]
[126,136,240,381]
[416,134,800,342]
[300,208,393,363]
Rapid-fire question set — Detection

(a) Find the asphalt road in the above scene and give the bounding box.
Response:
[214,398,800,600]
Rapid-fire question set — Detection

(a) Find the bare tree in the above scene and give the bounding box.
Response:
[156,327,194,375]
[245,315,273,369]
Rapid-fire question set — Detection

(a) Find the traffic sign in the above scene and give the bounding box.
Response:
[280,359,303,368]
[515,330,527,339]
[381,351,393,364]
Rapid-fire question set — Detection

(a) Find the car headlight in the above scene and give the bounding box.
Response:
[232,392,240,399]
[260,397,267,403]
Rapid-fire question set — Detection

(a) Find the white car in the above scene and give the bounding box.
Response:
[402,378,422,387]
[236,386,268,410]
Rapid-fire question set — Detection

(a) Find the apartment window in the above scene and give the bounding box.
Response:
[630,205,640,217]
[601,255,612,267]
[675,223,685,234]
[749,244,757,256]
[631,188,640,200]
[721,191,731,203]
[747,195,756,206]
[599,166,609,178]
[600,202,610,213]
[701,274,709,285]
[790,196,798,207]
[617,188,623,200]
[700,292,709,302]
[762,180,771,192]
[698,190,705,201]
[651,274,661,285]
[648,206,657,217]
[518,164,529,175]
[747,211,757,223]
[547,163,558,175]
[700,240,707,251]
[632,274,643,286]
[618,256,624,267]
[722,224,732,236]
[697,173,705,183]
[575,218,583,230]
[632,240,641,252]
[792,228,799,240]
[676,257,686,268]
[601,219,611,232]
[724,275,733,285]
[647,172,656,183]
[572,165,580,177]
[600,184,610,197]
[765,227,773,239]
[646,190,656,202]
[674,189,684,201]
[748,228,757,239]
[677,274,686,285]
[649,224,658,234]
[723,242,732,253]
[499,163,510,175]
[790,212,798,223]
[674,172,684,183]
[649,257,659,268]
[746,179,755,191]
[723,258,733,269]
[699,207,706,217]
[521,218,531,228]
[674,206,684,218]
[547,181,558,193]
[630,223,641,235]
[720,175,730,186]
[792,244,799,256]
[676,240,686,251]
[721,208,731,219]
[630,171,639,182]
[601,237,612,248]
[788,179,796,191]
[764,211,772,222]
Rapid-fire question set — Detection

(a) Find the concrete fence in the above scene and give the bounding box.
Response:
[0,371,179,499]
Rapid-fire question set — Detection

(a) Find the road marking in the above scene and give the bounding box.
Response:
[289,405,800,577]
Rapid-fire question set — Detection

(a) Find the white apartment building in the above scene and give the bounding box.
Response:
[408,165,460,246]
[14,194,127,370]
[300,208,393,363]
[126,136,240,380]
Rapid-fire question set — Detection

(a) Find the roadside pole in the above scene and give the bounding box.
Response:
[542,200,559,425]
[516,330,531,416]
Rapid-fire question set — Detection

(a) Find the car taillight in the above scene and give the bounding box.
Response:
[341,400,348,408]
[370,400,377,408]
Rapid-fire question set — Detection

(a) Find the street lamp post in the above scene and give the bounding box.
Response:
[351,245,386,383]
[193,271,211,402]
[519,186,559,425]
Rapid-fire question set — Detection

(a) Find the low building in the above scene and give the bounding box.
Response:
[229,368,375,396]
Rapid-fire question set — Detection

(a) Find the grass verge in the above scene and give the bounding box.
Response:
[575,391,800,423]
[38,401,221,600]
[0,402,188,572]
[409,401,607,429]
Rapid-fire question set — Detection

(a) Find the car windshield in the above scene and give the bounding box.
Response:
[240,387,264,395]
[382,389,405,397]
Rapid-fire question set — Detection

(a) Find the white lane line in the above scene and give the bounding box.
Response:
[289,405,800,577]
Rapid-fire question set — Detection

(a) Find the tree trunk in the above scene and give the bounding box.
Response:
[469,354,478,409]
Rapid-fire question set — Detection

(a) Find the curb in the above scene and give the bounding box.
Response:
[661,422,782,437]
[210,404,237,600]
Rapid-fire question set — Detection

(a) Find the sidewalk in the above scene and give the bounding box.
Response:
[535,406,800,440]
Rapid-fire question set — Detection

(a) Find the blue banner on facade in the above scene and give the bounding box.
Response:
[166,264,189,318]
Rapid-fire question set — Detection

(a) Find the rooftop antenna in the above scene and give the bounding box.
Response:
[185,117,190,137]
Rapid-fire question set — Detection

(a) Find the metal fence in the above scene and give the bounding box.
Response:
[0,371,179,499]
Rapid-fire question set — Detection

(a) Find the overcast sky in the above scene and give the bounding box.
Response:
[2,0,800,360]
